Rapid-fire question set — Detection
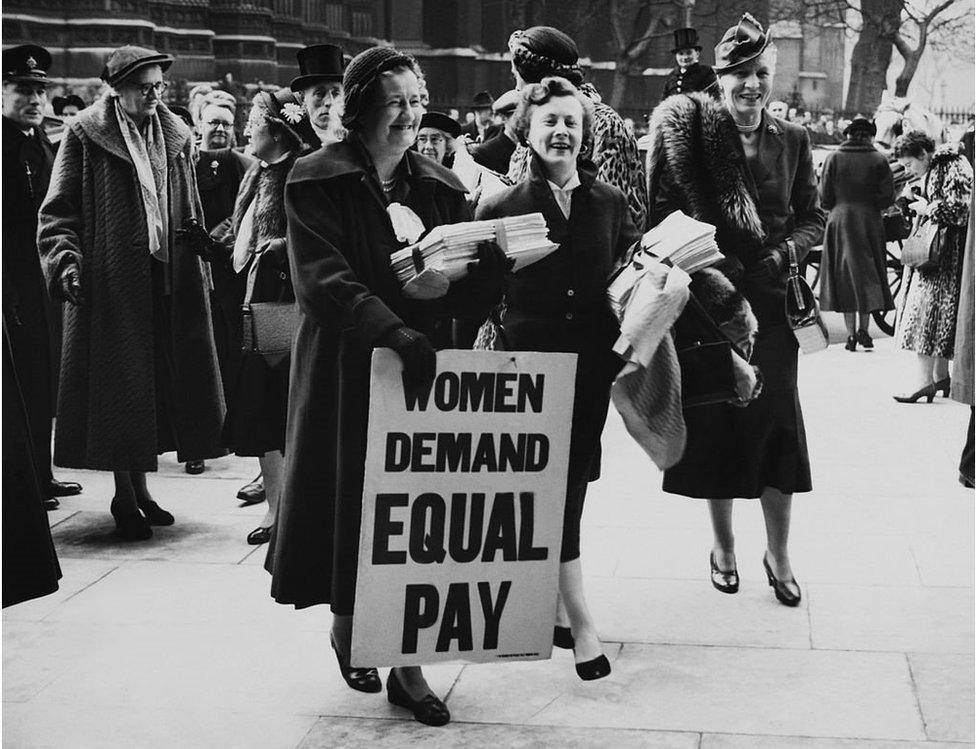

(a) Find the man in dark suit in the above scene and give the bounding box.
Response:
[661,28,719,101]
[460,90,501,143]
[2,44,82,509]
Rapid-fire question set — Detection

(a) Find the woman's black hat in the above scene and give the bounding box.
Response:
[713,13,771,73]
[672,28,702,53]
[844,117,877,137]
[341,46,417,129]
[419,111,462,139]
[290,44,345,92]
[101,45,173,87]
[52,94,86,115]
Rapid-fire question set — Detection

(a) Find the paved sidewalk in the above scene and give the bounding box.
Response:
[4,324,974,748]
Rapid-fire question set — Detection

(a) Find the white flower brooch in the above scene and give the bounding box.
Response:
[281,102,304,124]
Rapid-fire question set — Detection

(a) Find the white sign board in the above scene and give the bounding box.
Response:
[351,348,577,667]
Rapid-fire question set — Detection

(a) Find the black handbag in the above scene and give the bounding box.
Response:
[673,294,745,407]
[882,204,912,242]
[240,250,299,362]
[786,242,829,354]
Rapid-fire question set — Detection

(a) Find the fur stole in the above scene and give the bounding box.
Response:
[690,266,758,357]
[647,93,765,259]
[232,154,293,252]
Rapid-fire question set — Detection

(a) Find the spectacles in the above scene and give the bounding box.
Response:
[135,81,168,97]
[205,120,232,129]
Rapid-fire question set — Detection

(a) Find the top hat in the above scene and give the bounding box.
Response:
[843,117,877,137]
[101,45,173,87]
[419,111,462,139]
[471,90,494,109]
[672,28,702,53]
[713,13,771,73]
[3,44,54,86]
[290,44,345,92]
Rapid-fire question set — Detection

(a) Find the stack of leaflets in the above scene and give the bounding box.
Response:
[391,213,558,292]
[639,210,723,275]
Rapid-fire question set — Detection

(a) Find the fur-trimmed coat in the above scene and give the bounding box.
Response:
[36,96,225,471]
[647,93,825,323]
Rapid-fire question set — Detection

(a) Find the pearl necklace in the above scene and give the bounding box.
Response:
[380,176,397,193]
[734,119,761,134]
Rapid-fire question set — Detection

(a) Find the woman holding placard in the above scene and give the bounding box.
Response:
[475,76,641,681]
[267,46,506,727]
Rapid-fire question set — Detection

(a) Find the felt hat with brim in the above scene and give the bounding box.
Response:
[290,44,345,92]
[672,28,702,53]
[471,90,494,109]
[101,45,173,87]
[419,111,461,139]
[492,89,519,116]
[844,117,876,137]
[713,13,771,74]
[3,44,54,86]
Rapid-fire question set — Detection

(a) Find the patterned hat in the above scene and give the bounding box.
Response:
[341,45,418,129]
[713,13,771,74]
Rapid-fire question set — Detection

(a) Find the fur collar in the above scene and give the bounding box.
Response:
[232,153,295,247]
[70,94,191,165]
[647,92,765,246]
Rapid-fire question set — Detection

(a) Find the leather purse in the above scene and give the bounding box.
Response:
[900,219,943,271]
[673,294,744,407]
[785,242,829,354]
[240,251,299,362]
[882,204,912,242]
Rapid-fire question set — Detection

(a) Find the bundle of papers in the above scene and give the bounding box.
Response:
[639,210,723,275]
[391,213,558,292]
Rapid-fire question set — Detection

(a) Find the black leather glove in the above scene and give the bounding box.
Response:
[466,240,513,294]
[58,264,82,306]
[383,326,437,388]
[175,218,217,261]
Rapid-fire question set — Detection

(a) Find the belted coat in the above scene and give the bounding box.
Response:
[36,96,225,471]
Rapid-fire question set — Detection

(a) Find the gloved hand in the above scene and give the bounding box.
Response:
[383,326,437,388]
[175,218,216,261]
[712,254,745,283]
[58,264,82,306]
[466,240,513,290]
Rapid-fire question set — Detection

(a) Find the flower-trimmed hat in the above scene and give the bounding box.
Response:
[713,13,771,74]
[101,45,173,87]
[248,89,311,150]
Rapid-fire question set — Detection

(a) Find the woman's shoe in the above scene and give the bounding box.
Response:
[893,384,937,403]
[138,499,174,526]
[844,335,857,352]
[934,377,951,397]
[329,634,381,693]
[246,527,272,546]
[710,551,739,594]
[110,498,153,541]
[574,652,612,681]
[553,625,575,650]
[386,668,451,726]
[855,329,873,349]
[185,460,205,475]
[762,554,801,607]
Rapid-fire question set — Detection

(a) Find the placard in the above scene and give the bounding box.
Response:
[351,348,577,667]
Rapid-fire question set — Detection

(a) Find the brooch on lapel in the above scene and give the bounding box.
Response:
[210,159,220,177]
[767,123,780,135]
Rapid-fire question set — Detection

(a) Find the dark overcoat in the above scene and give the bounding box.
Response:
[36,97,225,471]
[661,62,719,100]
[819,140,895,313]
[3,115,58,481]
[267,139,494,611]
[475,156,640,560]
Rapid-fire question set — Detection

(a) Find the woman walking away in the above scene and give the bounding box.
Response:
[892,130,973,403]
[646,13,825,606]
[819,118,895,351]
[266,46,506,727]
[476,76,641,680]
[37,46,225,540]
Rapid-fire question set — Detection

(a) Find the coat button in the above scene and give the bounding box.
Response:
[565,312,574,321]
[566,289,575,297]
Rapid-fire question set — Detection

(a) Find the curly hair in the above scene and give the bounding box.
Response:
[508,26,584,86]
[511,76,594,147]
[893,130,936,159]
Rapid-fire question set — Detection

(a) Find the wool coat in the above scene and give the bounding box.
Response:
[36,96,225,471]
[646,92,825,499]
[951,200,974,406]
[819,140,896,313]
[661,62,719,100]
[266,139,495,612]
[3,115,58,482]
[476,156,641,561]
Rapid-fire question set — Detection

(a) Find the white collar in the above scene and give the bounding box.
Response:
[546,171,581,193]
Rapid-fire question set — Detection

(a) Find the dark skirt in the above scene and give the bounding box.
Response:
[222,351,290,457]
[664,322,812,499]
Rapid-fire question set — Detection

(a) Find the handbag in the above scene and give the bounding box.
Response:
[785,242,829,354]
[673,295,746,407]
[241,251,299,362]
[900,219,943,271]
[882,204,912,242]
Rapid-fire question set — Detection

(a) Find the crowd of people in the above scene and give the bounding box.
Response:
[3,8,973,727]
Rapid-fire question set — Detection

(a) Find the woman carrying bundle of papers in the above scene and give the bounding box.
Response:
[475,76,642,682]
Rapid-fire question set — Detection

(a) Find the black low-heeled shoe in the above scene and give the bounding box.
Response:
[138,499,174,526]
[110,498,153,541]
[762,554,801,607]
[844,335,857,352]
[710,551,739,594]
[386,668,451,726]
[329,634,381,693]
[553,625,575,650]
[574,652,612,681]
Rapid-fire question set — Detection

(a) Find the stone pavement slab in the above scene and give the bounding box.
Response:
[701,734,973,749]
[908,652,976,743]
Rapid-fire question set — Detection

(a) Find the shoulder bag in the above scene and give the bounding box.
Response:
[241,251,299,363]
[900,218,944,271]
[785,241,829,354]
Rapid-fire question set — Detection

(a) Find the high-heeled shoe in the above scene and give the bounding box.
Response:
[138,499,174,526]
[934,377,951,397]
[855,329,874,349]
[553,625,575,649]
[762,554,801,607]
[329,633,381,693]
[110,498,153,541]
[893,384,937,403]
[574,650,612,681]
[710,551,739,594]
[844,335,857,352]
[386,668,451,726]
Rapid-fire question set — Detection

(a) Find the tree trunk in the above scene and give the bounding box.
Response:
[893,48,922,97]
[844,0,903,114]
[610,58,631,111]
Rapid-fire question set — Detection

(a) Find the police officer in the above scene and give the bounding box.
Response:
[2,44,82,509]
[661,28,719,100]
